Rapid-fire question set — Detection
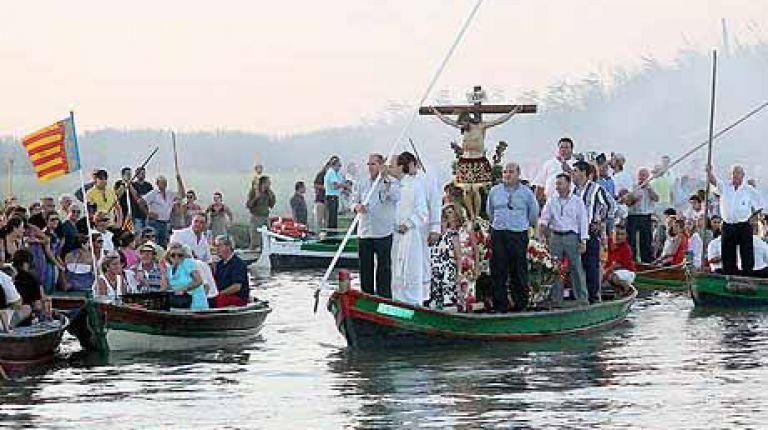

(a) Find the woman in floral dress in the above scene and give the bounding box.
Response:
[428,205,462,310]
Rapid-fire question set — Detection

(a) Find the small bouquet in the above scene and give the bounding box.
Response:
[527,238,560,299]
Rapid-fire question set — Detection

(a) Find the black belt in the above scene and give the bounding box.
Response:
[552,231,576,236]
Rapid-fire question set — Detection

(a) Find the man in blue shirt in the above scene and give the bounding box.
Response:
[323,156,350,230]
[213,236,250,307]
[486,162,539,312]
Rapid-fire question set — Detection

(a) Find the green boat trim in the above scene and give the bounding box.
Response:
[329,287,636,347]
[634,276,688,291]
[690,272,768,307]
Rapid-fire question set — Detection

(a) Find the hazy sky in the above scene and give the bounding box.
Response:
[2,0,767,135]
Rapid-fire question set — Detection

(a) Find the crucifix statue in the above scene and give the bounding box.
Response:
[420,85,537,220]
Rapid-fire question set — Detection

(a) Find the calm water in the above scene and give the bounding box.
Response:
[3,271,768,429]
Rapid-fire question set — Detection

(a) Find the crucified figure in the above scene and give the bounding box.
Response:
[428,105,520,220]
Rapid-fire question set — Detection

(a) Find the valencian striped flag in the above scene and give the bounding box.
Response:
[22,117,81,182]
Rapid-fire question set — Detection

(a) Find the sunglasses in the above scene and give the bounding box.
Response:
[98,219,110,223]
[169,253,184,258]
[144,234,156,238]
[48,218,60,222]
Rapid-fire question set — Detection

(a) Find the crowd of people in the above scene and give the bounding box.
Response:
[351,137,768,313]
[4,138,768,321]
[1,166,254,330]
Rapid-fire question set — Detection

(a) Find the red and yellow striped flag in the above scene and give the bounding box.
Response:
[22,117,81,182]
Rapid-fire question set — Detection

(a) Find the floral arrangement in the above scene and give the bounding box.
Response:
[527,238,560,302]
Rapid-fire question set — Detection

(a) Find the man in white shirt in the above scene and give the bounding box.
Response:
[416,160,443,301]
[538,173,589,307]
[143,175,183,248]
[707,164,763,275]
[353,154,400,298]
[169,213,211,263]
[611,153,633,197]
[707,236,723,273]
[533,137,576,202]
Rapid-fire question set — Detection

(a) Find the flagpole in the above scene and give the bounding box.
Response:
[70,111,100,277]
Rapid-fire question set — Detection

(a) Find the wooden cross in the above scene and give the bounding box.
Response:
[418,85,537,116]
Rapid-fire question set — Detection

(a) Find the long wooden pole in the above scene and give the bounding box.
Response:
[702,50,717,262]
[171,131,180,177]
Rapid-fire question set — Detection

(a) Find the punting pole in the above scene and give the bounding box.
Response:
[702,50,717,260]
[313,0,486,312]
[70,111,100,276]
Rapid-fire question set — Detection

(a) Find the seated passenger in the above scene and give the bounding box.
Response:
[604,227,636,291]
[63,234,97,291]
[10,249,45,314]
[655,219,688,266]
[706,236,723,273]
[752,234,768,278]
[131,243,163,292]
[213,236,250,307]
[0,269,32,331]
[93,253,134,301]
[685,219,703,269]
[160,242,209,310]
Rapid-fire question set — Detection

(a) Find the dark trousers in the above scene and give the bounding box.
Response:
[627,214,653,263]
[722,221,753,275]
[326,196,339,229]
[582,233,602,303]
[490,229,529,311]
[148,219,169,247]
[358,235,393,298]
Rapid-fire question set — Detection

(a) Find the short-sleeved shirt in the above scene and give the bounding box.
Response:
[167,258,208,309]
[215,254,250,302]
[86,187,119,215]
[0,271,21,308]
[324,169,345,198]
[144,189,178,222]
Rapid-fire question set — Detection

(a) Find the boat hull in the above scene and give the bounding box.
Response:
[0,315,69,373]
[51,293,271,352]
[634,263,687,291]
[269,254,358,270]
[328,289,635,348]
[690,273,768,307]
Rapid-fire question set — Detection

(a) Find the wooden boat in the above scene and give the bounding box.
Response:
[0,313,69,374]
[52,292,271,352]
[255,227,358,271]
[327,287,636,348]
[690,272,768,307]
[633,263,688,291]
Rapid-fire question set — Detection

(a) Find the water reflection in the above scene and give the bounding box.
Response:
[326,333,624,428]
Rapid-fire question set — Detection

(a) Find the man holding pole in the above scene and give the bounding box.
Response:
[707,164,763,275]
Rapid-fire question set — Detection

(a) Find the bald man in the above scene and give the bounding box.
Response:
[707,164,763,275]
[486,162,539,312]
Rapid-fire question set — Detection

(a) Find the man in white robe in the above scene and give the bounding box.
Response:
[391,152,429,305]
[416,161,443,302]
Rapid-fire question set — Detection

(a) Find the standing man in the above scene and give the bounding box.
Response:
[290,181,308,225]
[323,156,349,230]
[116,167,150,232]
[416,158,443,304]
[533,137,576,202]
[143,175,182,247]
[538,173,589,307]
[86,169,123,226]
[572,161,616,303]
[595,154,616,198]
[625,167,659,263]
[487,162,539,312]
[129,167,154,231]
[707,164,763,275]
[353,153,399,298]
[611,153,633,197]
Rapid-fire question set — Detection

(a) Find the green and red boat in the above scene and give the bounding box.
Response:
[634,263,688,291]
[327,287,636,348]
[690,272,768,307]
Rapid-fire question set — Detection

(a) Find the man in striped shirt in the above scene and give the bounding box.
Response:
[572,161,617,303]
